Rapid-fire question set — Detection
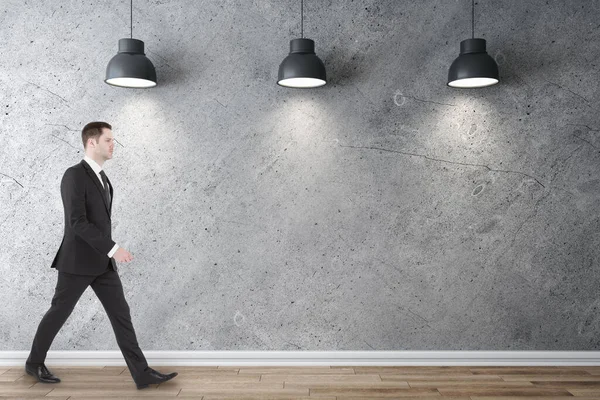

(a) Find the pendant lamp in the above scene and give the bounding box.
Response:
[277,0,326,88]
[105,0,156,88]
[447,0,498,88]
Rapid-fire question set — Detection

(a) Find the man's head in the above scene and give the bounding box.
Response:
[82,121,114,163]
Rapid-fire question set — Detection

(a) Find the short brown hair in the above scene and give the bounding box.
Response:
[82,121,112,149]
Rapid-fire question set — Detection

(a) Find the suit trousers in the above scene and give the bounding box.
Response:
[26,262,148,382]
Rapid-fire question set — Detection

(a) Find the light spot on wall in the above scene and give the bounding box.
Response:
[234,310,246,327]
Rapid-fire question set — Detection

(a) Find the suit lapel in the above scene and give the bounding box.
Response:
[81,160,111,218]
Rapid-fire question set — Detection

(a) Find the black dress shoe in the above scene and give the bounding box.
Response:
[25,363,61,383]
[136,367,178,390]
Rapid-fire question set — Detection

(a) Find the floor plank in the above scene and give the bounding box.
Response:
[178,387,310,396]
[438,387,573,396]
[310,387,440,396]
[47,387,181,396]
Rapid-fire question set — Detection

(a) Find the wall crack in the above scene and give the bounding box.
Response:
[0,172,24,188]
[339,144,545,188]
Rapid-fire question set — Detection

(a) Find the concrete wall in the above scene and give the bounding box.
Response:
[1,0,599,351]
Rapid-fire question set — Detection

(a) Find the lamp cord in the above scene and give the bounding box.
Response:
[130,0,133,38]
[301,0,304,38]
[471,0,474,38]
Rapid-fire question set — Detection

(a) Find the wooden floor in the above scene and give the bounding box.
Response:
[2,365,600,399]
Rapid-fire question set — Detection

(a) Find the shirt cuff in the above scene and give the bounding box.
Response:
[108,243,119,258]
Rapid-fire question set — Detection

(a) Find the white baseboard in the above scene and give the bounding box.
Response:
[2,351,600,366]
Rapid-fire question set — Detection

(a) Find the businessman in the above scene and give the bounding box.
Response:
[25,121,177,390]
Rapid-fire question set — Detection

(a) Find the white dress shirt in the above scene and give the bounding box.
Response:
[83,155,119,258]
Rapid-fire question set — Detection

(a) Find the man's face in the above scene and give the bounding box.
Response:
[91,128,114,161]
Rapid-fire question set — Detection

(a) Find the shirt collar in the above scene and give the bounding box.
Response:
[83,155,103,175]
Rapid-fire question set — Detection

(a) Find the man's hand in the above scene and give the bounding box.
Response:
[113,247,134,263]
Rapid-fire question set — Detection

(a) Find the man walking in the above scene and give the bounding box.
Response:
[25,122,177,390]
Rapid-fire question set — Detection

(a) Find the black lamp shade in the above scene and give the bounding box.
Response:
[105,38,157,88]
[278,38,326,88]
[448,38,499,88]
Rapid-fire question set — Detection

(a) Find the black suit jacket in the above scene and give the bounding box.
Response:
[51,160,118,275]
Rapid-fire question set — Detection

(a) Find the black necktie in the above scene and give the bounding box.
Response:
[99,170,111,206]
